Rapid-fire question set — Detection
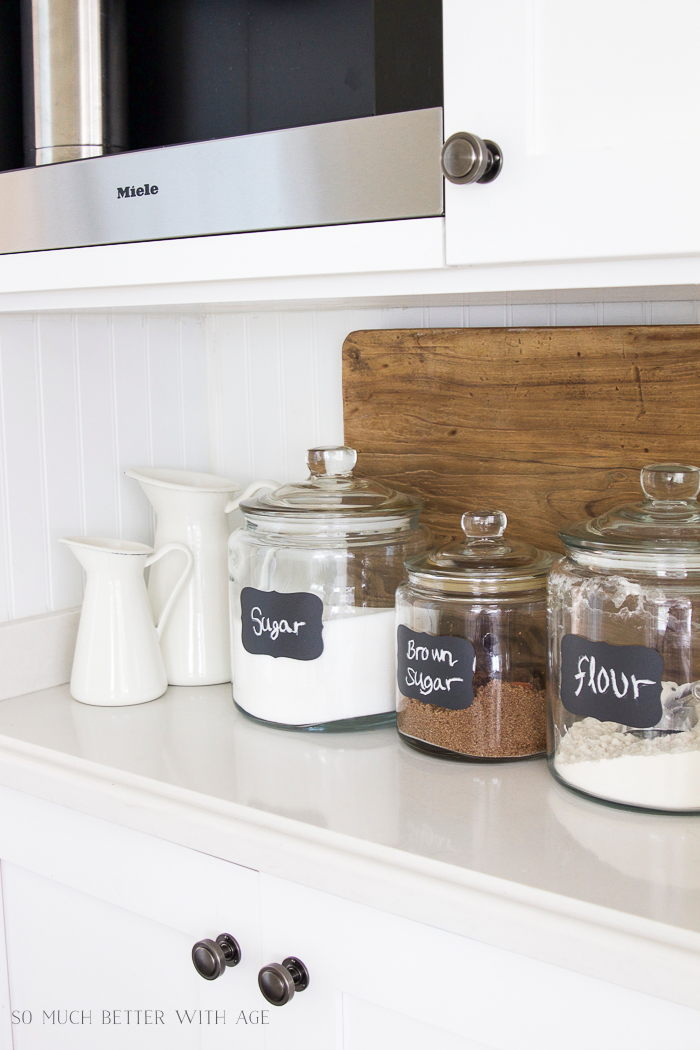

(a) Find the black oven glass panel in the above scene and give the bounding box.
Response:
[127,0,443,151]
[0,0,442,175]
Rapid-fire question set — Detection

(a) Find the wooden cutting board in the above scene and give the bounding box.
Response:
[342,325,700,552]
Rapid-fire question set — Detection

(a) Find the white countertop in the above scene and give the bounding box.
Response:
[0,683,699,1008]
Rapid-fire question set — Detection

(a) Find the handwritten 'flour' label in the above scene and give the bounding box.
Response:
[397,625,475,710]
[241,588,324,661]
[560,634,663,728]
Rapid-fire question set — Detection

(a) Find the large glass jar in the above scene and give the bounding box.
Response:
[229,446,426,730]
[549,463,700,812]
[396,510,554,760]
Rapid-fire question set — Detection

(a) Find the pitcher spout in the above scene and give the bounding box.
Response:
[60,536,154,570]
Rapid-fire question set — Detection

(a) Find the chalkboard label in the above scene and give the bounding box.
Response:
[560,634,663,728]
[397,625,475,710]
[241,588,324,661]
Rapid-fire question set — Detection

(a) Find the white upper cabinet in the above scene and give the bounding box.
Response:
[443,0,700,266]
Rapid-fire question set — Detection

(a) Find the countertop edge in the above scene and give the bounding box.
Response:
[0,731,697,1010]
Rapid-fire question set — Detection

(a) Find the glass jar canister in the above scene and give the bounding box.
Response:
[229,446,426,730]
[396,510,554,759]
[549,463,700,812]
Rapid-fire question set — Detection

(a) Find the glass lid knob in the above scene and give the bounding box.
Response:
[461,509,507,539]
[640,463,700,502]
[307,446,357,477]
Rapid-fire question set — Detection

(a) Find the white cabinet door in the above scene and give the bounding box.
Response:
[443,1,700,266]
[0,793,266,1050]
[260,875,700,1050]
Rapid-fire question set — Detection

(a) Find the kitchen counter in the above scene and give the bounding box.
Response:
[0,683,698,1008]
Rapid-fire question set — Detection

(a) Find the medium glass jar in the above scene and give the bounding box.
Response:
[548,463,700,812]
[396,510,554,760]
[229,446,426,730]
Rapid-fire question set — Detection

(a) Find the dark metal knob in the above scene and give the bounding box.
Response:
[192,933,241,980]
[441,132,503,184]
[258,956,309,1006]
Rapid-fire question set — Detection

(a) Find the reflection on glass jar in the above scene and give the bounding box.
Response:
[548,463,700,812]
[229,447,427,730]
[396,510,554,760]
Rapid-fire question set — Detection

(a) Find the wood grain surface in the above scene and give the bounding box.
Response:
[342,326,700,552]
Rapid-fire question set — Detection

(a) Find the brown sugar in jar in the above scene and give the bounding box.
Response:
[395,510,553,761]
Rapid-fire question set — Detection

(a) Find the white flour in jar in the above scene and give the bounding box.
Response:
[554,716,700,810]
[232,606,396,726]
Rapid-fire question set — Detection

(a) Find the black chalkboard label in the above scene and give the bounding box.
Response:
[560,634,663,728]
[240,588,324,661]
[397,625,475,710]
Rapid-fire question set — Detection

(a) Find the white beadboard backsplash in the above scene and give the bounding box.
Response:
[1,299,698,623]
[0,313,209,622]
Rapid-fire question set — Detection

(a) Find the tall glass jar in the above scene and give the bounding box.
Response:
[396,510,554,760]
[229,446,426,730]
[549,463,700,812]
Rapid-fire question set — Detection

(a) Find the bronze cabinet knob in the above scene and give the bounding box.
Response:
[192,933,241,980]
[258,956,309,1006]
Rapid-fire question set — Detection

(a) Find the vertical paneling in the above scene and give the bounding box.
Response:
[36,315,83,611]
[112,313,152,542]
[247,312,287,480]
[651,300,698,325]
[0,316,48,619]
[178,315,209,469]
[75,313,119,538]
[207,313,251,482]
[0,313,208,623]
[552,303,599,326]
[0,298,698,625]
[277,312,317,479]
[146,315,185,466]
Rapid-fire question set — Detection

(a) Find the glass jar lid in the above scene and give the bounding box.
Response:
[405,510,554,594]
[239,447,422,520]
[560,463,700,562]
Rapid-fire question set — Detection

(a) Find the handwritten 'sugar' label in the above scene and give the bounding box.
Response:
[397,625,475,710]
[241,588,324,661]
[560,634,663,728]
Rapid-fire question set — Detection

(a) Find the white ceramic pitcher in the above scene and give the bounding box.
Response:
[61,537,193,707]
[125,469,277,686]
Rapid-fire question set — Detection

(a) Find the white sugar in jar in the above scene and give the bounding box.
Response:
[232,606,397,726]
[228,447,427,730]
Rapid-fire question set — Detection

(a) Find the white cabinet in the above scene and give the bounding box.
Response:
[0,793,699,1049]
[443,0,700,266]
[0,804,265,1049]
[259,875,700,1050]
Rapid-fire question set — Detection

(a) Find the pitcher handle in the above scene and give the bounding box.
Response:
[225,479,279,514]
[145,543,194,639]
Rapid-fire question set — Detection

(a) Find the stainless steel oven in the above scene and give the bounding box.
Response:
[0,0,444,254]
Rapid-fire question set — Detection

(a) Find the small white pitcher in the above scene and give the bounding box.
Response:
[61,537,193,707]
[125,469,277,686]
